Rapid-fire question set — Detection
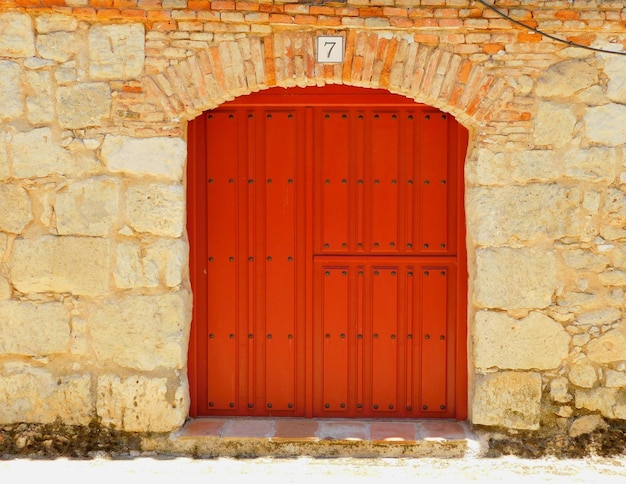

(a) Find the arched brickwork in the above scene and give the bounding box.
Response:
[141,29,513,126]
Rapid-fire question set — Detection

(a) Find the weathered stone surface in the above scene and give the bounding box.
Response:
[0,184,32,233]
[0,300,69,356]
[55,176,120,236]
[35,13,79,33]
[10,128,99,178]
[467,185,580,246]
[472,371,542,430]
[11,236,111,296]
[474,311,569,370]
[101,135,186,180]
[569,415,608,438]
[114,238,187,288]
[510,150,560,183]
[598,270,626,286]
[465,148,507,186]
[0,276,10,300]
[602,189,626,240]
[575,307,621,327]
[57,83,111,129]
[36,32,79,63]
[0,61,24,121]
[88,24,145,80]
[535,59,597,98]
[569,358,598,388]
[25,70,54,124]
[0,13,35,58]
[585,104,626,146]
[96,375,188,432]
[533,101,577,148]
[564,147,616,182]
[575,387,626,419]
[474,248,556,310]
[583,191,601,214]
[605,369,626,388]
[603,55,626,104]
[125,183,185,237]
[587,325,626,364]
[0,370,91,425]
[87,291,190,371]
[0,133,8,180]
[550,377,571,403]
[562,249,609,271]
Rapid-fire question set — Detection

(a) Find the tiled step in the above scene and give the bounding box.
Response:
[142,418,485,458]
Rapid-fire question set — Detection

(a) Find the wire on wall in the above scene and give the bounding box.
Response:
[474,0,626,56]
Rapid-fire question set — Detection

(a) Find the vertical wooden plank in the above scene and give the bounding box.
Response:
[321,266,350,412]
[317,109,351,254]
[420,112,449,254]
[370,111,400,254]
[263,109,298,411]
[206,111,239,410]
[420,265,449,412]
[371,265,398,412]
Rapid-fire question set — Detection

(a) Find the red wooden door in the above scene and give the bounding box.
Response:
[188,86,468,419]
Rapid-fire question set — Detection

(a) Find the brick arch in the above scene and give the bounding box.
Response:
[142,30,512,126]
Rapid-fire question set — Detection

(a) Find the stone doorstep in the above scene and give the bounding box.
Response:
[142,418,486,458]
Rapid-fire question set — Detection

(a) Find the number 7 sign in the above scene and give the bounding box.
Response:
[317,36,345,63]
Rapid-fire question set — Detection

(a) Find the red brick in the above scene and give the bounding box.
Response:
[317,15,341,26]
[259,3,282,13]
[96,8,121,18]
[138,0,161,7]
[14,0,41,6]
[413,34,438,44]
[483,43,504,55]
[210,0,234,10]
[391,17,413,28]
[309,5,333,16]
[383,7,407,18]
[189,0,212,10]
[518,31,542,43]
[235,1,258,11]
[269,13,293,23]
[412,18,437,28]
[360,7,383,17]
[72,7,97,17]
[147,9,170,20]
[121,8,145,17]
[555,9,579,20]
[91,0,113,7]
[113,0,137,7]
[295,14,316,25]
[438,18,463,27]
[336,7,358,17]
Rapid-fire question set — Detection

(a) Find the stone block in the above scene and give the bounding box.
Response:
[569,415,608,438]
[97,375,188,432]
[57,83,111,129]
[101,135,186,181]
[472,371,542,430]
[87,291,190,371]
[0,61,24,121]
[25,70,55,125]
[11,127,99,178]
[0,370,92,425]
[562,249,609,271]
[36,32,80,63]
[0,276,10,300]
[0,184,33,234]
[534,59,597,98]
[55,176,121,237]
[569,358,598,388]
[11,236,111,296]
[474,311,569,370]
[474,248,556,310]
[585,104,626,146]
[575,307,621,326]
[564,147,616,183]
[0,300,69,356]
[587,324,626,364]
[125,183,185,237]
[602,54,626,104]
[533,101,577,148]
[510,150,560,183]
[0,13,35,58]
[88,24,145,80]
[467,185,580,246]
[0,132,8,180]
[35,13,79,33]
[575,387,626,420]
[605,369,626,388]
[550,377,571,403]
[114,238,187,289]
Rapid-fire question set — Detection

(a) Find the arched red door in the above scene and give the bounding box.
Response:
[188,86,468,419]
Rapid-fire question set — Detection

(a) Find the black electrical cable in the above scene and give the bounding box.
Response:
[475,0,626,56]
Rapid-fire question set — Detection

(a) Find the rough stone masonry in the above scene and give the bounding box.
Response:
[0,0,625,437]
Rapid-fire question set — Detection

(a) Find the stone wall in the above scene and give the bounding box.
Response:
[0,0,625,434]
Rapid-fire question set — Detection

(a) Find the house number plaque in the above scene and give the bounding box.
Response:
[317,36,344,63]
